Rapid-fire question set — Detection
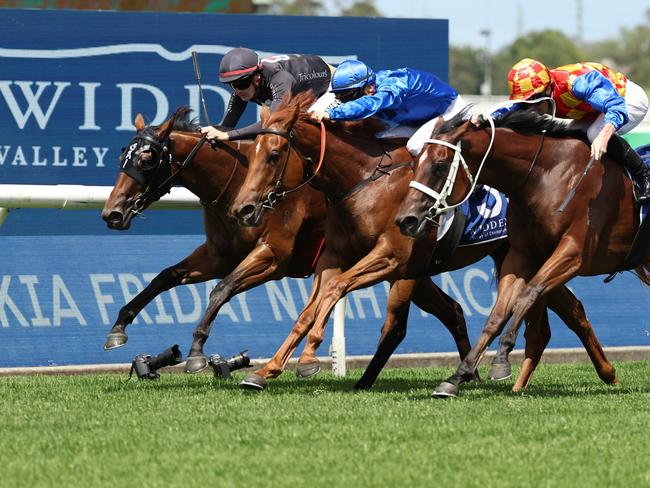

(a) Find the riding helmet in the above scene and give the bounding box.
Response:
[219,47,260,83]
[331,59,376,92]
[508,58,552,100]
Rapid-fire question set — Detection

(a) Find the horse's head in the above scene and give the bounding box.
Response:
[396,107,482,238]
[101,109,189,230]
[232,92,316,227]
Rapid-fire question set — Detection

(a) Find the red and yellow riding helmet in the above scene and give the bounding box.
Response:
[508,58,552,100]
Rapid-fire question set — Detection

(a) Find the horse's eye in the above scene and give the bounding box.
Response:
[434,161,450,176]
[268,150,280,165]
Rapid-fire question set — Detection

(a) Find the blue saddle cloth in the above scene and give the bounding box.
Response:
[458,186,508,246]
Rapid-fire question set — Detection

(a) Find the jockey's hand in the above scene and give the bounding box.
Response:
[200,126,229,141]
[309,111,330,122]
[591,123,616,161]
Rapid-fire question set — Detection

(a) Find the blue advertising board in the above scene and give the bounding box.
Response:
[1,9,648,368]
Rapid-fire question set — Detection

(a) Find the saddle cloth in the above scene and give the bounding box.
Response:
[438,185,508,246]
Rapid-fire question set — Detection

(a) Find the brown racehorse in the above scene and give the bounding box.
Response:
[396,107,634,397]
[231,92,615,391]
[101,106,473,378]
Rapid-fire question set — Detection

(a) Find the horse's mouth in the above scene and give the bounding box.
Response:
[104,198,141,230]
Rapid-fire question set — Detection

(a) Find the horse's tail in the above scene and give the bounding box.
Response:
[634,265,650,286]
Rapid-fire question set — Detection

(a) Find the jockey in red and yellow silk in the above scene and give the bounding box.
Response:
[507,58,650,203]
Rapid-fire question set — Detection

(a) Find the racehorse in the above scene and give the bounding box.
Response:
[101,106,473,378]
[396,107,636,397]
[101,106,326,372]
[231,91,615,391]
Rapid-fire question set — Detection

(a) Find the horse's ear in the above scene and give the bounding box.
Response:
[156,115,174,139]
[134,113,145,131]
[260,106,271,126]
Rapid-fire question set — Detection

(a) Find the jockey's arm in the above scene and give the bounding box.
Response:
[327,85,402,121]
[571,71,629,130]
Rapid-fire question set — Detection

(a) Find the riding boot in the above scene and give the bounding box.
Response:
[608,134,650,203]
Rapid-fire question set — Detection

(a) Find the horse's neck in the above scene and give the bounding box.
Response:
[295,123,398,198]
[171,133,246,203]
[471,129,545,196]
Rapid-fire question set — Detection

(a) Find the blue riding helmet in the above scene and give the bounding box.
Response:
[331,60,376,92]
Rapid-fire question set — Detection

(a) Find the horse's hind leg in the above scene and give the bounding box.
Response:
[512,301,550,391]
[355,279,415,390]
[104,243,220,350]
[545,286,618,385]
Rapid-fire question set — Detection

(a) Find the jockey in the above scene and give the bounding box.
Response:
[309,59,469,156]
[201,47,338,142]
[507,58,650,202]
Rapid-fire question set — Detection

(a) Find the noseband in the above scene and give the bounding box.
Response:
[258,121,327,210]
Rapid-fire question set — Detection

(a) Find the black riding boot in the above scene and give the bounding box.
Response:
[608,135,650,203]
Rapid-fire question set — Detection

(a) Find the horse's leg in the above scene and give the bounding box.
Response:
[411,278,474,364]
[297,243,401,370]
[491,239,583,380]
[185,243,281,373]
[512,300,550,391]
[104,243,220,349]
[433,249,532,398]
[544,286,618,385]
[354,279,415,390]
[241,250,343,389]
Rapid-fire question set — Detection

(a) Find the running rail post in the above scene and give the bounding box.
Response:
[0,207,9,228]
[331,297,347,376]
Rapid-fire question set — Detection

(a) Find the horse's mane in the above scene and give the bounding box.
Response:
[270,90,389,140]
[436,105,475,135]
[493,108,588,141]
[144,106,201,136]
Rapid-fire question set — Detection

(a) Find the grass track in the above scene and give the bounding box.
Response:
[2,361,650,488]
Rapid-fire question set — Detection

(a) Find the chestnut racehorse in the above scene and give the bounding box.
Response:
[101,106,474,378]
[397,107,635,397]
[231,92,615,391]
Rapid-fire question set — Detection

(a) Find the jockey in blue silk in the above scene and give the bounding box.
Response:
[310,59,469,156]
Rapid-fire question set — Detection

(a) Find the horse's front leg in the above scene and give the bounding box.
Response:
[241,250,344,389]
[185,243,280,373]
[490,238,582,383]
[104,243,220,350]
[297,244,400,373]
[433,249,531,398]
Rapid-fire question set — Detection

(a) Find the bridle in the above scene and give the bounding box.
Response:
[121,133,209,214]
[409,115,496,219]
[258,121,327,210]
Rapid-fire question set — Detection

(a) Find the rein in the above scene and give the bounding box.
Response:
[331,159,413,202]
[259,121,327,210]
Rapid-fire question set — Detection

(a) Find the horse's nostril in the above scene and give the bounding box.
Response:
[106,211,123,227]
[237,204,255,221]
[397,215,419,237]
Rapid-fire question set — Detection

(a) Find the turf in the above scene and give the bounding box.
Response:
[2,361,649,488]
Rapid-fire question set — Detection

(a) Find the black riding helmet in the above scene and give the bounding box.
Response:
[219,47,260,83]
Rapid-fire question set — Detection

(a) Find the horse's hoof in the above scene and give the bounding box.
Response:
[488,362,512,381]
[295,361,320,378]
[240,374,267,391]
[432,381,459,398]
[103,332,127,350]
[184,355,208,374]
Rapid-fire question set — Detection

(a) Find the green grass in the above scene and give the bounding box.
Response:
[2,362,650,488]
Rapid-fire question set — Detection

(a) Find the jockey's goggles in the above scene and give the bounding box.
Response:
[230,75,255,90]
[334,87,365,103]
